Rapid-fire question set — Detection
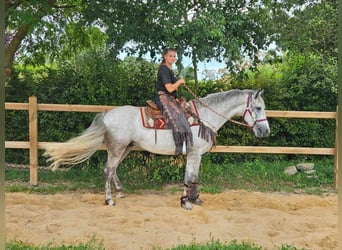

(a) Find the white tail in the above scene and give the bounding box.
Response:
[44,113,106,171]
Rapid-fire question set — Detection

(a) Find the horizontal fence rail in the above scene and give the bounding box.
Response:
[4,142,336,155]
[5,97,338,189]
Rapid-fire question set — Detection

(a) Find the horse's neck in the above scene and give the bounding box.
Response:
[194,91,248,130]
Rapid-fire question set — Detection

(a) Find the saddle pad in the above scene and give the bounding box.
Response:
[140,100,200,129]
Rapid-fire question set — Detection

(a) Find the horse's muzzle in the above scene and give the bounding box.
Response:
[254,123,270,138]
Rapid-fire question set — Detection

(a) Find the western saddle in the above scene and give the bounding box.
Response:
[146,100,164,119]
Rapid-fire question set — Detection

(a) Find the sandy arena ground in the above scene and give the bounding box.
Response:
[5,190,338,249]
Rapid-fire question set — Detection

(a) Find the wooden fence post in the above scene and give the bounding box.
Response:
[29,96,38,186]
[334,106,338,189]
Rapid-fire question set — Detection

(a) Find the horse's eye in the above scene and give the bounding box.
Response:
[255,107,262,111]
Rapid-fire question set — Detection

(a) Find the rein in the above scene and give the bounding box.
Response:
[183,84,248,127]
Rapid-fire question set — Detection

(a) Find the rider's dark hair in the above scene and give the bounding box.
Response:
[160,48,177,65]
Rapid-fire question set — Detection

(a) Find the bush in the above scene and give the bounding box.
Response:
[5,51,337,168]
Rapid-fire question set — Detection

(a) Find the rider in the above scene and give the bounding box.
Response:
[155,48,193,155]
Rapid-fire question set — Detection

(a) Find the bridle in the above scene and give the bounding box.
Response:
[183,84,267,129]
[242,93,268,129]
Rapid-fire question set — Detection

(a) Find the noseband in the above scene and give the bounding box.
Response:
[242,94,268,129]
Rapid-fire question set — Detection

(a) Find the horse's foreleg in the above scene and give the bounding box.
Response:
[181,154,203,210]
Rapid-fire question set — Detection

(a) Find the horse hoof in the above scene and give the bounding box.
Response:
[116,192,125,198]
[181,201,192,210]
[192,198,203,205]
[182,201,193,210]
[105,199,115,206]
[180,196,192,210]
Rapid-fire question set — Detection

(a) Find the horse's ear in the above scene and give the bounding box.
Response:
[255,89,264,98]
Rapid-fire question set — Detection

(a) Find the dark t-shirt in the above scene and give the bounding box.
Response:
[156,64,178,98]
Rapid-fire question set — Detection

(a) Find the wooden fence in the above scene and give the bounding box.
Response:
[5,96,338,189]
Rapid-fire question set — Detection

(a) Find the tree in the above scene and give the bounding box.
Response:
[83,0,276,91]
[5,0,107,78]
[268,0,337,59]
[6,0,336,87]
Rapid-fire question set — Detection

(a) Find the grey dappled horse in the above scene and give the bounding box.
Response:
[44,89,270,210]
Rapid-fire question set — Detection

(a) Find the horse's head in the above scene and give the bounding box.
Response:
[242,89,270,138]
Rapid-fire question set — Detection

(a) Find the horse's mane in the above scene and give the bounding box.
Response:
[198,89,254,106]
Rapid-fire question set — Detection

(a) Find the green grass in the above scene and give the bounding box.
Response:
[5,236,104,249]
[5,238,306,250]
[5,166,104,194]
[5,156,336,195]
[165,239,306,250]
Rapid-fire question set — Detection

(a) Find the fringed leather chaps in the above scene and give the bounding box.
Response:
[198,120,217,146]
[158,91,193,154]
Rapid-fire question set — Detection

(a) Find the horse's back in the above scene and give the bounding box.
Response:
[103,105,141,130]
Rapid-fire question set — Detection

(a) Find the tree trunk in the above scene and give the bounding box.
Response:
[192,50,199,94]
[5,0,57,79]
[5,25,30,78]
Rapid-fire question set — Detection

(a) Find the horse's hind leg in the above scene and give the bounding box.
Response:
[104,157,117,206]
[104,147,130,205]
[113,148,131,198]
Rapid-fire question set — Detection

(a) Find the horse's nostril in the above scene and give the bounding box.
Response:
[257,127,270,137]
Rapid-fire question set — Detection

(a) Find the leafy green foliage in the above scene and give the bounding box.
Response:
[5,235,104,250]
[167,239,265,250]
[273,0,337,59]
[82,0,275,89]
[280,53,337,110]
[5,0,108,70]
[5,238,304,250]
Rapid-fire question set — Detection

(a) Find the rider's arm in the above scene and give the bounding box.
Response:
[164,78,185,93]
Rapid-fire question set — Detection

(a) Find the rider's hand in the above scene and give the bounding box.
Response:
[178,78,186,85]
